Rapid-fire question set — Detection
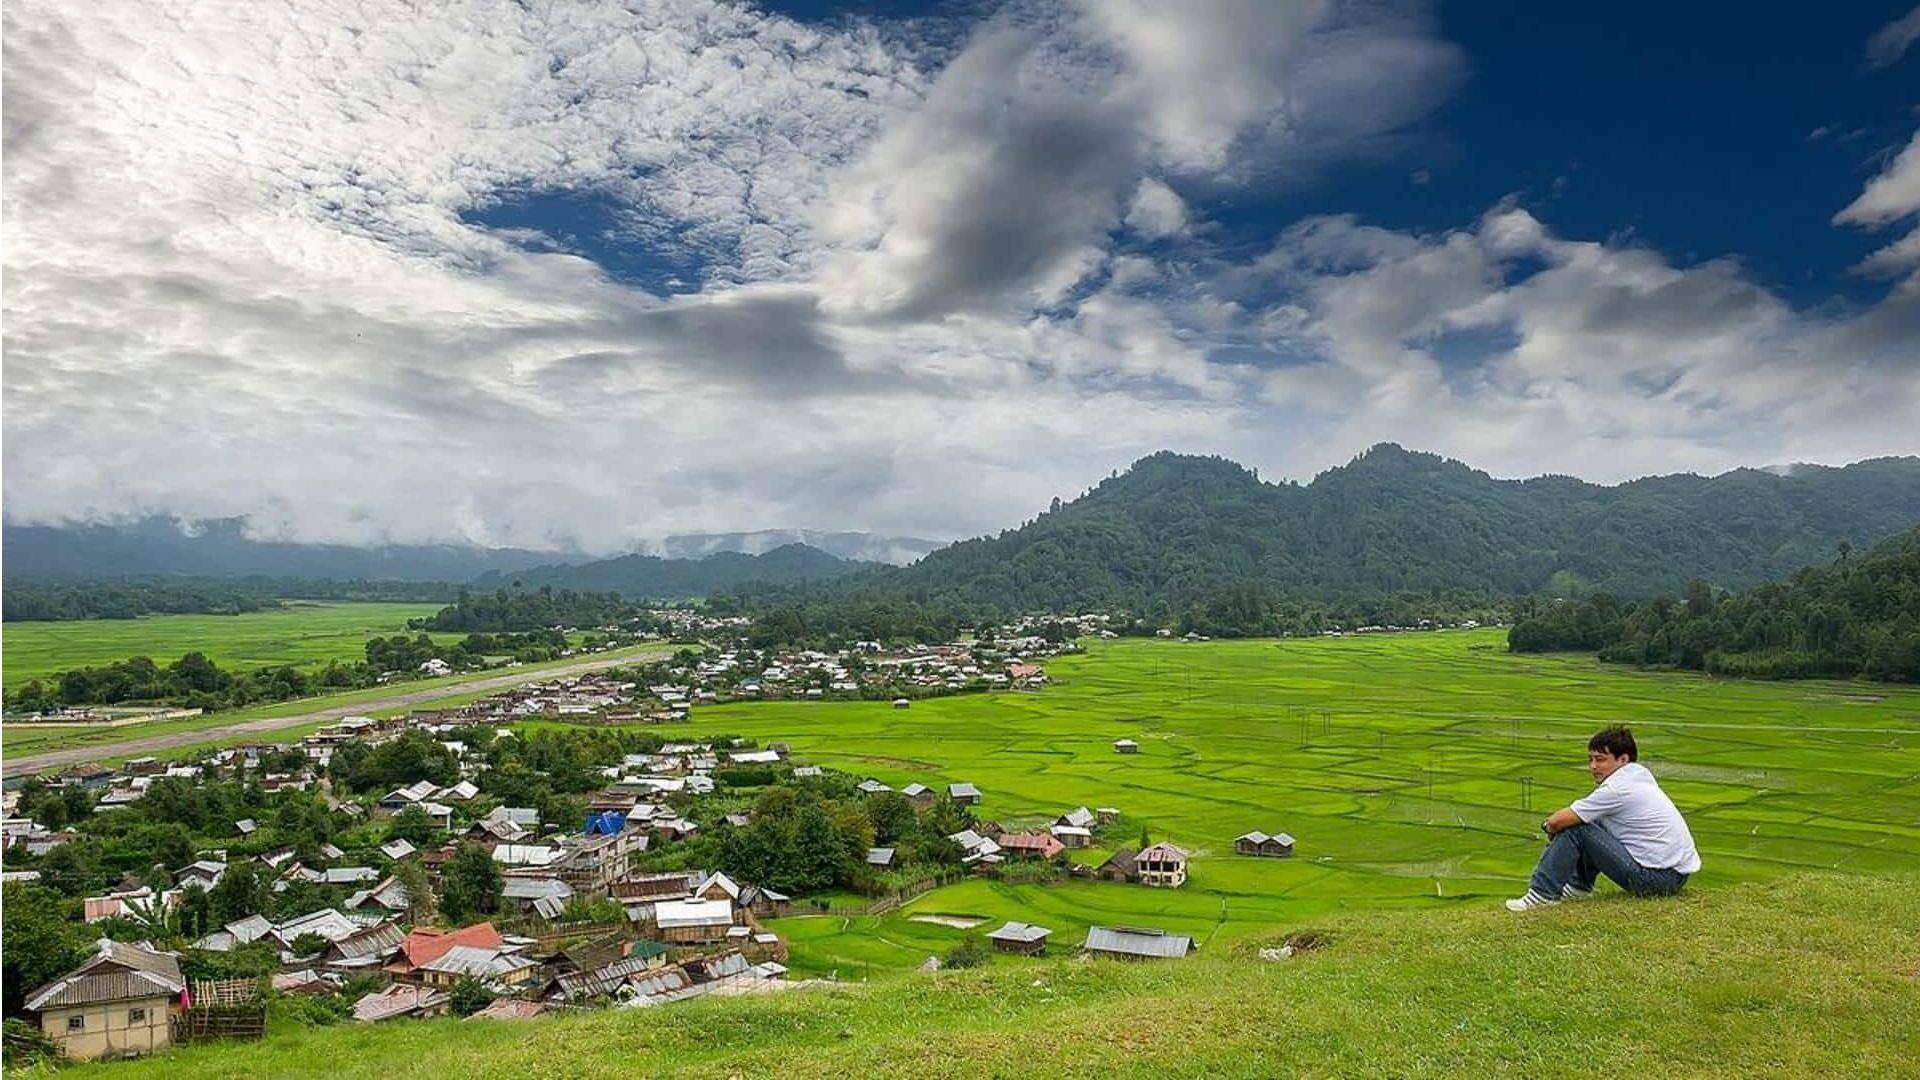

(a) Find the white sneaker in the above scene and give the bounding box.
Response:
[1505,889,1561,912]
[1561,884,1594,901]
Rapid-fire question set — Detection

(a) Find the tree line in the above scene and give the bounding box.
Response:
[6,630,573,713]
[3,576,458,622]
[1507,527,1920,681]
[411,586,645,632]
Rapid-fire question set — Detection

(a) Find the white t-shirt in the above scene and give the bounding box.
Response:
[1570,762,1701,874]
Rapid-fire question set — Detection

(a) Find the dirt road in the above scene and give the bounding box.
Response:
[2,649,670,778]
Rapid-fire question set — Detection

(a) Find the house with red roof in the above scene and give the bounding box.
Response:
[386,922,503,982]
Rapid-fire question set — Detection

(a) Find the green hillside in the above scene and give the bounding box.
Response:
[50,874,1920,1079]
[811,446,1920,617]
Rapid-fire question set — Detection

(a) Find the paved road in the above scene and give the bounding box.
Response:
[2,649,670,778]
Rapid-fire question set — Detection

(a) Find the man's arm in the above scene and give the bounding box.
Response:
[1542,807,1584,836]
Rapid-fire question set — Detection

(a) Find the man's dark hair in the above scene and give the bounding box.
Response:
[1589,725,1637,761]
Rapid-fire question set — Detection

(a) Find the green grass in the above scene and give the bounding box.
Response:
[46,873,1920,1078]
[2,601,446,689]
[671,630,1920,975]
[0,644,672,762]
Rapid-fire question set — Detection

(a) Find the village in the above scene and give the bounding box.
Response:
[0,616,1303,1064]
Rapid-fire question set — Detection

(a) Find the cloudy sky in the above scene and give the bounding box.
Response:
[4,1,1918,553]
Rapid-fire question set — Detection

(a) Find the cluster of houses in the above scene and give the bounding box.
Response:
[20,835,802,1060]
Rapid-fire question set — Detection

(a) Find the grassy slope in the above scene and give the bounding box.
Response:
[52,874,1920,1079]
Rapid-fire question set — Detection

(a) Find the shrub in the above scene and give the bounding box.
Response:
[449,976,496,1017]
[943,933,990,970]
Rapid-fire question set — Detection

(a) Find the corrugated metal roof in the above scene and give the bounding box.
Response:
[1083,926,1193,959]
[330,921,406,961]
[26,970,179,1010]
[987,921,1051,943]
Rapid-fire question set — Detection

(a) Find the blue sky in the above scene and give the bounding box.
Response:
[5,0,1918,550]
[484,1,1920,309]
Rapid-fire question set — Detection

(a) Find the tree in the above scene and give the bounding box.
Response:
[440,845,503,923]
[177,884,214,940]
[388,805,437,846]
[1,883,90,1018]
[390,858,437,925]
[448,976,496,1017]
[865,791,917,846]
[36,843,100,898]
[209,861,269,924]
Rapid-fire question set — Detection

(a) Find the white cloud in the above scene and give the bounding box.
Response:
[1,0,1914,557]
[1866,4,1920,69]
[1125,178,1190,238]
[1241,206,1918,484]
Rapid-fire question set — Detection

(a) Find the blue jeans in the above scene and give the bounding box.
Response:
[1528,823,1688,898]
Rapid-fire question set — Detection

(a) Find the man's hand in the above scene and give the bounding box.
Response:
[1541,807,1583,836]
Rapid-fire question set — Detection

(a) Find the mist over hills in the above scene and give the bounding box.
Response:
[0,517,559,583]
[654,530,942,566]
[8,447,1917,611]
[469,543,869,596]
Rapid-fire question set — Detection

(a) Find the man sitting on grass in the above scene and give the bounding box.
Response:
[1507,725,1700,911]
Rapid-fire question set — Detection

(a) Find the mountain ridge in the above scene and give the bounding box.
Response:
[838,444,1920,614]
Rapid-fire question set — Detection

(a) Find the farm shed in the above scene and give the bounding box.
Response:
[1083,926,1194,960]
[1235,831,1295,857]
[987,921,1052,956]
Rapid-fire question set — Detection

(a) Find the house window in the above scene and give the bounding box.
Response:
[128,1007,147,1024]
[67,1015,86,1032]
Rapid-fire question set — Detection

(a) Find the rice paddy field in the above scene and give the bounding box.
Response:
[1,601,446,689]
[666,630,1920,977]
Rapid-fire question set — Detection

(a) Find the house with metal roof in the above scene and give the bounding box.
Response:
[653,898,735,944]
[25,940,186,1061]
[1235,830,1296,857]
[351,982,450,1022]
[1083,925,1194,960]
[986,921,1052,956]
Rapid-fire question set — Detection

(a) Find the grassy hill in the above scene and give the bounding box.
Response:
[47,874,1920,1078]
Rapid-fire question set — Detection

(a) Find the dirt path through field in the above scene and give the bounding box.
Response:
[2,649,669,778]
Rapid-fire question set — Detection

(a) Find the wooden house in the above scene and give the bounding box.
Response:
[25,941,185,1061]
[1234,831,1295,858]
[986,921,1052,956]
[997,831,1064,860]
[1095,846,1138,882]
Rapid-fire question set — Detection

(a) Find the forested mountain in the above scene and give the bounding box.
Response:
[469,543,866,598]
[2,517,556,582]
[1508,525,1920,681]
[837,446,1920,617]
